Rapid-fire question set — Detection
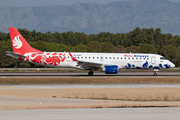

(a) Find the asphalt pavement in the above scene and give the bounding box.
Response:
[0,72,180,78]
[1,108,180,120]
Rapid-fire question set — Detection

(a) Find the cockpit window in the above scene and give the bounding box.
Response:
[160,57,167,60]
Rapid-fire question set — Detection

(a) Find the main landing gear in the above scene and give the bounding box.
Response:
[88,71,94,76]
[154,69,159,76]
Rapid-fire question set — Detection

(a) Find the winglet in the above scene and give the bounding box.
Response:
[69,52,78,61]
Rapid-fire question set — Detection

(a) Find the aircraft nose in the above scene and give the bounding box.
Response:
[170,62,175,68]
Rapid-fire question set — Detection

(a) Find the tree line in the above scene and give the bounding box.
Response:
[0,27,180,68]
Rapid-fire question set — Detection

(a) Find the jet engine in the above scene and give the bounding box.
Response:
[102,65,118,74]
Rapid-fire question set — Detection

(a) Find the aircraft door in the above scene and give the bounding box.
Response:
[151,56,156,64]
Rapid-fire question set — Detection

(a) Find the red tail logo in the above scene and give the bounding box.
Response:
[9,27,42,55]
[13,35,22,49]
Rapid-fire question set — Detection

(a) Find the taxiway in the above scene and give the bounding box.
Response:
[1,108,180,120]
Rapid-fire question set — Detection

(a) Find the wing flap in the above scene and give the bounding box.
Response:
[76,61,103,70]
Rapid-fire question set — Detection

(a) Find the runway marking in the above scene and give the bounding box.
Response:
[80,77,85,78]
[157,77,163,78]
[2,77,6,78]
[0,86,17,89]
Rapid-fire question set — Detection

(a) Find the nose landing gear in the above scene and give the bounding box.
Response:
[154,69,159,76]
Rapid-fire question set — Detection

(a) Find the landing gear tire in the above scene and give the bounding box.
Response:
[153,69,159,76]
[88,71,93,76]
[154,71,157,76]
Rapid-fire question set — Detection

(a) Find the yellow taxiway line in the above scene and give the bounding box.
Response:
[0,86,17,89]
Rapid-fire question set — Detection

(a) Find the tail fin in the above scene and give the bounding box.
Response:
[9,27,42,55]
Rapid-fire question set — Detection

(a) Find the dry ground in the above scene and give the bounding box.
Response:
[0,88,180,110]
[1,88,180,101]
[1,77,180,110]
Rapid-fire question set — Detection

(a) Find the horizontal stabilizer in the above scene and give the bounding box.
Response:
[6,51,26,58]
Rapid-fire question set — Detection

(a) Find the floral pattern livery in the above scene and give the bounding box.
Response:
[125,61,171,69]
[18,52,67,66]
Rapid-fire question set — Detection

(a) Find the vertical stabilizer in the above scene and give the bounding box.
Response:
[9,27,42,55]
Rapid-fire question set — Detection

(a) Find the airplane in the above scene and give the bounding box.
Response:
[6,27,175,76]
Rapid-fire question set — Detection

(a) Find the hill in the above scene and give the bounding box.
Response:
[0,0,180,35]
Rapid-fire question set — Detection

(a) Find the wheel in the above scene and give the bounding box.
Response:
[154,72,157,76]
[153,69,159,76]
[88,71,93,76]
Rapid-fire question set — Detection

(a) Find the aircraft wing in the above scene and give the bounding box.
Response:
[5,51,26,58]
[76,60,122,70]
[76,61,103,70]
[68,52,121,70]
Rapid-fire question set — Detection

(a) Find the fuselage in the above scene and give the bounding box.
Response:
[18,52,175,70]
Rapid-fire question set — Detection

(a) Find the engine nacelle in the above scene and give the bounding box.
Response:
[102,65,118,74]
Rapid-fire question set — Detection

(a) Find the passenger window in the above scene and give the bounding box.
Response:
[113,57,115,59]
[89,57,91,59]
[121,57,123,59]
[128,58,130,59]
[81,57,83,59]
[109,57,111,59]
[97,57,99,59]
[53,56,54,58]
[105,57,107,59]
[147,58,149,60]
[132,58,134,59]
[49,56,51,58]
[85,57,87,59]
[117,57,119,59]
[125,58,126,59]
[93,57,95,59]
[136,58,138,59]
